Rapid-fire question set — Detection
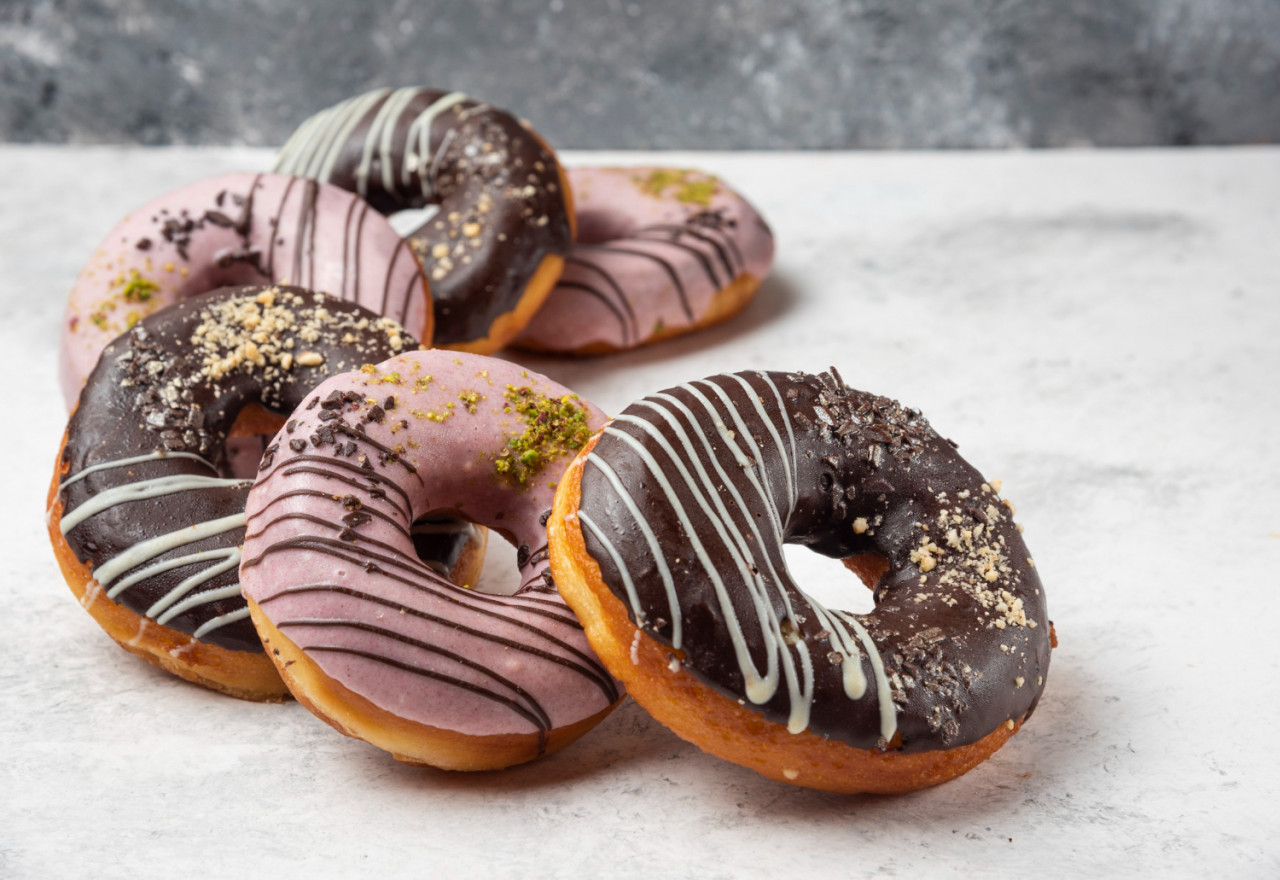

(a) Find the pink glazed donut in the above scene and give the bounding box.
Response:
[239,350,622,770]
[512,166,775,355]
[59,172,433,407]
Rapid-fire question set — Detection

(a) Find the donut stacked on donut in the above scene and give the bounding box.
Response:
[48,286,481,701]
[45,89,1061,791]
[59,172,433,407]
[274,87,573,354]
[514,167,775,355]
[549,369,1053,793]
[240,350,622,769]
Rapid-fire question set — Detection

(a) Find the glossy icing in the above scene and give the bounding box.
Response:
[514,167,774,352]
[53,286,425,652]
[571,369,1052,752]
[59,172,431,407]
[240,350,619,740]
[274,87,572,349]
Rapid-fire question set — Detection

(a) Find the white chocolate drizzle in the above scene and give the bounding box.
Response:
[580,373,898,742]
[58,451,252,638]
[276,87,474,205]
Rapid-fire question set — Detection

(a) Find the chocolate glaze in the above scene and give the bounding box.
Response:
[575,369,1052,752]
[274,87,572,347]
[54,286,469,653]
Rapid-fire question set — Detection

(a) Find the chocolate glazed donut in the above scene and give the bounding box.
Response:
[550,369,1054,793]
[274,87,573,352]
[47,286,480,701]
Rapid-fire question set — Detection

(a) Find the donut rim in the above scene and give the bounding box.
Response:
[437,137,575,356]
[48,427,490,704]
[47,430,289,702]
[247,590,620,772]
[549,434,1024,795]
[514,272,763,357]
[509,163,773,357]
[442,251,565,355]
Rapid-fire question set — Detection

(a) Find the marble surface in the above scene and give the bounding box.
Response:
[4,0,1280,149]
[1,145,1277,877]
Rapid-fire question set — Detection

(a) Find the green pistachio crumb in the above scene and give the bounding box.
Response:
[634,169,720,206]
[120,269,159,303]
[492,384,592,487]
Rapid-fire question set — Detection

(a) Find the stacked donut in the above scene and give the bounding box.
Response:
[48,86,1051,793]
[271,87,777,355]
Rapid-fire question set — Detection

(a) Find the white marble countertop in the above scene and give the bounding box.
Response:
[1,145,1277,878]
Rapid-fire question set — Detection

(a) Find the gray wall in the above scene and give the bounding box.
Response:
[3,0,1278,149]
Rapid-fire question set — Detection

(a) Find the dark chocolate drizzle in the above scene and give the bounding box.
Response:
[558,214,745,346]
[238,361,620,740]
[242,473,610,652]
[133,174,416,326]
[575,370,1052,752]
[54,286,464,652]
[273,87,572,346]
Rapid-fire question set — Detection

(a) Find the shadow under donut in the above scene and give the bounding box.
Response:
[498,269,802,393]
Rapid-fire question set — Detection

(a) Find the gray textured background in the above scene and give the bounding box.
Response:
[2,0,1279,149]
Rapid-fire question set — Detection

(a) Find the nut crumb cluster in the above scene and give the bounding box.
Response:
[113,286,415,456]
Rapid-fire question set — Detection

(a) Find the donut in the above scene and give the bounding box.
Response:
[47,286,480,702]
[239,350,622,770]
[273,86,573,353]
[549,369,1054,793]
[59,171,432,408]
[512,167,775,355]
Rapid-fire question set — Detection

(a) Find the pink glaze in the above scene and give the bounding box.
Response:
[514,166,774,352]
[239,350,619,739]
[59,172,431,407]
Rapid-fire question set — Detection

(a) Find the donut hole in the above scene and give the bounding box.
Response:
[474,535,523,597]
[388,204,441,237]
[843,553,890,589]
[409,514,487,587]
[221,436,269,479]
[219,404,286,479]
[404,515,523,597]
[781,545,880,615]
[574,207,636,244]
